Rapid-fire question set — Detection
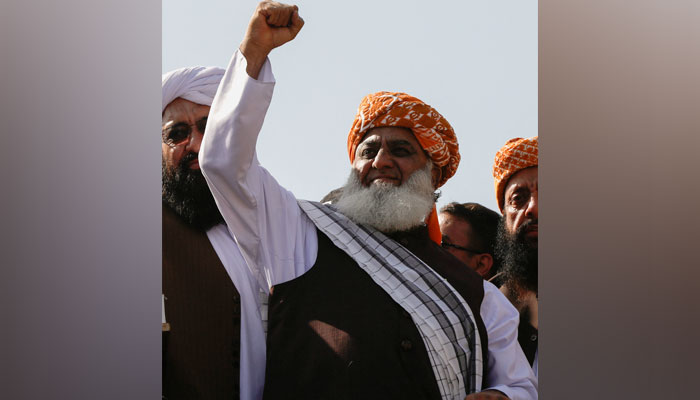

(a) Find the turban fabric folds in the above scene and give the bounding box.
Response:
[493,136,538,211]
[347,92,460,189]
[162,66,225,112]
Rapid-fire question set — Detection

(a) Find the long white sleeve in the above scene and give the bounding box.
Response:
[205,225,267,400]
[200,49,536,400]
[200,50,317,292]
[481,281,538,399]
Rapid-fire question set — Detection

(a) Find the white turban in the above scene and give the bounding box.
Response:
[161,66,225,112]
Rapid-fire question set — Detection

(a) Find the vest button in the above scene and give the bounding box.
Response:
[399,238,409,246]
[401,309,411,318]
[530,334,537,342]
[400,339,413,351]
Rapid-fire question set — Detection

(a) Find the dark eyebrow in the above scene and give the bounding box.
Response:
[359,138,381,147]
[507,186,532,201]
[164,116,207,129]
[361,138,416,147]
[162,121,188,132]
[387,139,414,147]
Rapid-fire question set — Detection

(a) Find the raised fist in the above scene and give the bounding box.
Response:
[240,1,304,73]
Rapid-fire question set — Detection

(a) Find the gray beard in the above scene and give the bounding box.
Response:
[334,162,435,233]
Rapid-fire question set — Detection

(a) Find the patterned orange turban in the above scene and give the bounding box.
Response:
[347,92,460,189]
[347,91,459,244]
[493,136,538,211]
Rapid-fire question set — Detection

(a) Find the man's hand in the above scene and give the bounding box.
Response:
[464,389,510,400]
[240,1,304,79]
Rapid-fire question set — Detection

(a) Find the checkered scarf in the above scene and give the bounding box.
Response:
[299,200,483,399]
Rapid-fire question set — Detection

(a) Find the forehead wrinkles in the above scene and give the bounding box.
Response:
[505,168,538,193]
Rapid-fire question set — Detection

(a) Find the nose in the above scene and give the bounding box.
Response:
[525,191,538,220]
[371,147,394,170]
[185,131,204,153]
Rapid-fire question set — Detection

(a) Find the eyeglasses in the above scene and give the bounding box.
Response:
[162,117,208,147]
[441,241,485,254]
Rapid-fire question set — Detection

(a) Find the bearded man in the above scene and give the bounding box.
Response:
[200,2,537,399]
[161,67,268,400]
[492,137,539,378]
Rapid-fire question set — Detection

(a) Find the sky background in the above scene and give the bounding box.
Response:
[163,0,537,212]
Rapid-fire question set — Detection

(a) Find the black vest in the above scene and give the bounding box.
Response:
[263,226,489,400]
[162,205,241,399]
[518,308,538,366]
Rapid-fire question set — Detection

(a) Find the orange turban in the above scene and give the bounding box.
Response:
[346,92,459,244]
[347,92,460,189]
[493,136,538,211]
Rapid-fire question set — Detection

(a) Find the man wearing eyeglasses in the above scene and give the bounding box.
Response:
[492,137,539,378]
[161,67,268,400]
[439,202,502,281]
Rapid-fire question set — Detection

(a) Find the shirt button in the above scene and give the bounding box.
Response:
[400,339,413,351]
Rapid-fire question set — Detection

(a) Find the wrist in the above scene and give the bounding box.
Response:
[240,39,269,63]
[239,41,269,79]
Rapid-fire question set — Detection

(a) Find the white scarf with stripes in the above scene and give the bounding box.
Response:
[299,200,483,399]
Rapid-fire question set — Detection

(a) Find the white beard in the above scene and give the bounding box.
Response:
[334,162,436,233]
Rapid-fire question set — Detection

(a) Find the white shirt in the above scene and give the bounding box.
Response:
[200,50,538,400]
[204,225,267,400]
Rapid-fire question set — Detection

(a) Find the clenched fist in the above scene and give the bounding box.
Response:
[240,1,304,78]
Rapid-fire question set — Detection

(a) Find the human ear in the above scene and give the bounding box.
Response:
[476,254,494,278]
[431,166,441,188]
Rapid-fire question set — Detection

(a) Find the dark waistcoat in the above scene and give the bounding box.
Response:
[263,226,489,400]
[162,205,241,399]
[518,309,538,366]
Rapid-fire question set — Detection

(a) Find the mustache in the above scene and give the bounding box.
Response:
[178,152,198,169]
[515,218,538,239]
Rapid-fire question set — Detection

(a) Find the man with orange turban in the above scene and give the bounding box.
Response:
[492,136,539,379]
[200,2,536,399]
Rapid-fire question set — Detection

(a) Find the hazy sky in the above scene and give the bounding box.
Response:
[163,0,537,212]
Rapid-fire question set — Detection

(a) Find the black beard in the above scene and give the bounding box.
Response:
[495,219,538,296]
[162,152,224,231]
